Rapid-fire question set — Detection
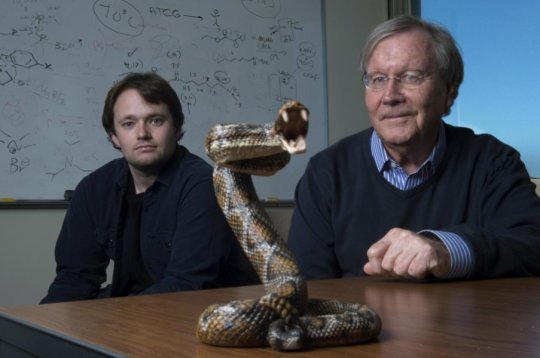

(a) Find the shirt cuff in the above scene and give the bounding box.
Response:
[419,230,473,278]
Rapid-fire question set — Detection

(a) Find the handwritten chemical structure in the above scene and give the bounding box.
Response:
[0,0,325,200]
[0,128,36,174]
[45,155,92,182]
[201,9,246,49]
[0,49,50,86]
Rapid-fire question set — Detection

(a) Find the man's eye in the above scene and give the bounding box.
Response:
[403,74,421,84]
[121,121,134,128]
[371,75,387,84]
[150,117,164,125]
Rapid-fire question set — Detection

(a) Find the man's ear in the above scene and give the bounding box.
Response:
[110,132,121,149]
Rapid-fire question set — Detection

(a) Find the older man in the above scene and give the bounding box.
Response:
[288,15,540,280]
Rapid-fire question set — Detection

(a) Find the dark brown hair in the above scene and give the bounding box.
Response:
[102,72,185,147]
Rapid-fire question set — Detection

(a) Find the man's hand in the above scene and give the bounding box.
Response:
[363,228,451,279]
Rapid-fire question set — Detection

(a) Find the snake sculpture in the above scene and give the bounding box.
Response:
[198,100,382,351]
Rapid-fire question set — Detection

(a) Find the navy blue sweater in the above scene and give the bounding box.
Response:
[289,124,540,279]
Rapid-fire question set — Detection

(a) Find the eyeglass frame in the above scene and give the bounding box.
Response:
[362,71,432,91]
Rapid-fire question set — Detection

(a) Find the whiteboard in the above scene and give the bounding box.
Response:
[0,0,326,200]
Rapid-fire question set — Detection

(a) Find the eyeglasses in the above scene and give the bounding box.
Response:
[362,71,431,91]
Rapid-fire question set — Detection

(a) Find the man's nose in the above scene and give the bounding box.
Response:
[382,78,405,103]
[385,77,403,93]
[136,122,151,138]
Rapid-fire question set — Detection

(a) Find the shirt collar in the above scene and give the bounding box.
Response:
[115,145,186,191]
[370,122,446,173]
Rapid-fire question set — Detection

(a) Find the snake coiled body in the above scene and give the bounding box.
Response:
[198,101,382,350]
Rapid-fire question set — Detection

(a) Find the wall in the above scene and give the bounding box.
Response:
[0,0,387,307]
[325,0,382,143]
[0,209,64,306]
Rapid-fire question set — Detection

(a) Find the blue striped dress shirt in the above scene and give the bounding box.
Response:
[370,126,472,278]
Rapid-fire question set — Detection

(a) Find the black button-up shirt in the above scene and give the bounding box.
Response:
[41,145,258,303]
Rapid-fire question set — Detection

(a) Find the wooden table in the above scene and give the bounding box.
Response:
[0,277,539,357]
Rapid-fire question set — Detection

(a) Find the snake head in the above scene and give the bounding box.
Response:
[274,100,309,155]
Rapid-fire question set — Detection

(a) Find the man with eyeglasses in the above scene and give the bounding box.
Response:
[288,15,540,280]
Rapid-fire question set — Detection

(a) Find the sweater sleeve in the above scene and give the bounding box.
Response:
[443,145,540,279]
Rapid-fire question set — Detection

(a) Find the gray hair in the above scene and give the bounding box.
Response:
[360,15,464,114]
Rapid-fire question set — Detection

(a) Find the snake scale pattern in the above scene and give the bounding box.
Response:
[198,100,382,351]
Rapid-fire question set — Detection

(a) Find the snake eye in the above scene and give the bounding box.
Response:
[281,111,289,123]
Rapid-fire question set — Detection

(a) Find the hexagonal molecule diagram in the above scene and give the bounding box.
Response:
[10,50,41,69]
[0,50,42,86]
